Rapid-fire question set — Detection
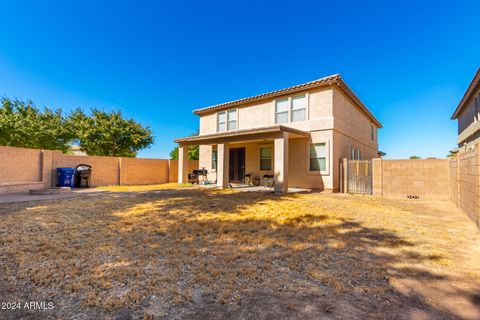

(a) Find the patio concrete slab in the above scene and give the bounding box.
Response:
[197,183,310,193]
[0,189,106,204]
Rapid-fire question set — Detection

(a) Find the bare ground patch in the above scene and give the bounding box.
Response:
[0,188,479,319]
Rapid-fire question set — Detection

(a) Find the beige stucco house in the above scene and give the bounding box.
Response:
[451,68,480,150]
[175,74,382,192]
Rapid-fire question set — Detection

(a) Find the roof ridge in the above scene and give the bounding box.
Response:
[193,74,341,114]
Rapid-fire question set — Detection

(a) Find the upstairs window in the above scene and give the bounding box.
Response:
[291,95,306,122]
[227,110,237,130]
[217,109,237,132]
[370,123,374,141]
[260,147,272,170]
[275,99,289,124]
[275,95,307,124]
[309,143,326,171]
[217,112,226,132]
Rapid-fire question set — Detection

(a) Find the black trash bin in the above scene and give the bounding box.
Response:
[74,164,92,188]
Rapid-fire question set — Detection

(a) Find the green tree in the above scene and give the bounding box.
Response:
[68,108,154,157]
[446,150,457,158]
[170,130,199,160]
[409,155,422,159]
[0,98,74,152]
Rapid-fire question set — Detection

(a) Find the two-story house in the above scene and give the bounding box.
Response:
[451,68,480,150]
[175,74,382,193]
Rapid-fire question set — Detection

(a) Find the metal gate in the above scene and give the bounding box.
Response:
[347,160,372,194]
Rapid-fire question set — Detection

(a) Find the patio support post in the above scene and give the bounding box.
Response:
[216,143,229,188]
[178,144,189,184]
[274,132,289,193]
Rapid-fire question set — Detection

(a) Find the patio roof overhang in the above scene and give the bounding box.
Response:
[174,125,309,146]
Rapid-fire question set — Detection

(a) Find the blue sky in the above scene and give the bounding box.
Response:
[0,1,478,159]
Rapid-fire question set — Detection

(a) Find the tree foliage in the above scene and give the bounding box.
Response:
[170,130,199,160]
[68,108,154,157]
[409,155,421,159]
[0,98,154,157]
[0,98,74,152]
[169,145,199,160]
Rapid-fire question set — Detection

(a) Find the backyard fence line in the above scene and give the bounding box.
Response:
[341,155,479,229]
[449,147,480,229]
[0,145,198,194]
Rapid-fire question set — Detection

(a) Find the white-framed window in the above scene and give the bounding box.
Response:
[291,95,306,122]
[217,109,237,132]
[212,149,217,171]
[227,109,237,130]
[351,147,356,160]
[275,95,307,124]
[309,143,326,171]
[260,147,272,171]
[357,149,361,160]
[217,112,226,132]
[275,99,289,124]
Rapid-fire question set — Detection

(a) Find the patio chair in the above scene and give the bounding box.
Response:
[243,173,253,186]
[262,174,274,189]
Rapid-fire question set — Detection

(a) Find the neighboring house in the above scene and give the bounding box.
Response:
[175,74,382,192]
[451,68,480,151]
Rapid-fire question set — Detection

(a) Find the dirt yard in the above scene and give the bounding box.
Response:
[1,186,479,319]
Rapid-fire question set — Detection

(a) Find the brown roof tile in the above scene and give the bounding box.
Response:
[451,68,480,120]
[193,74,382,127]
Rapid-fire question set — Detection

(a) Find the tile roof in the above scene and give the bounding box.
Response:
[193,74,382,127]
[451,68,480,120]
[175,125,308,144]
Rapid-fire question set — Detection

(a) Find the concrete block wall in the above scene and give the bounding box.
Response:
[372,158,383,196]
[451,148,480,228]
[0,146,43,183]
[379,159,450,199]
[450,156,459,206]
[359,154,479,228]
[120,158,170,185]
[0,146,199,193]
[52,152,121,187]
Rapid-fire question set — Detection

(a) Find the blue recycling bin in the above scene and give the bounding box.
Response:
[57,168,76,188]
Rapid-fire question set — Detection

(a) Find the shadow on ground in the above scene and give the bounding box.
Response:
[0,189,479,320]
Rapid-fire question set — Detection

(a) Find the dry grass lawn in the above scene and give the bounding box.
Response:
[1,186,480,319]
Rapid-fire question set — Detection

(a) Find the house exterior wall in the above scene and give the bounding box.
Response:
[199,87,334,135]
[456,87,480,148]
[458,89,480,134]
[330,87,380,191]
[332,87,378,150]
[199,134,333,189]
[196,85,379,191]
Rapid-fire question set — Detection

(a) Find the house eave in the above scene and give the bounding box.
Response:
[451,68,480,120]
[175,125,309,145]
[192,74,383,128]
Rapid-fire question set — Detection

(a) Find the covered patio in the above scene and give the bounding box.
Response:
[198,182,310,193]
[175,125,309,193]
